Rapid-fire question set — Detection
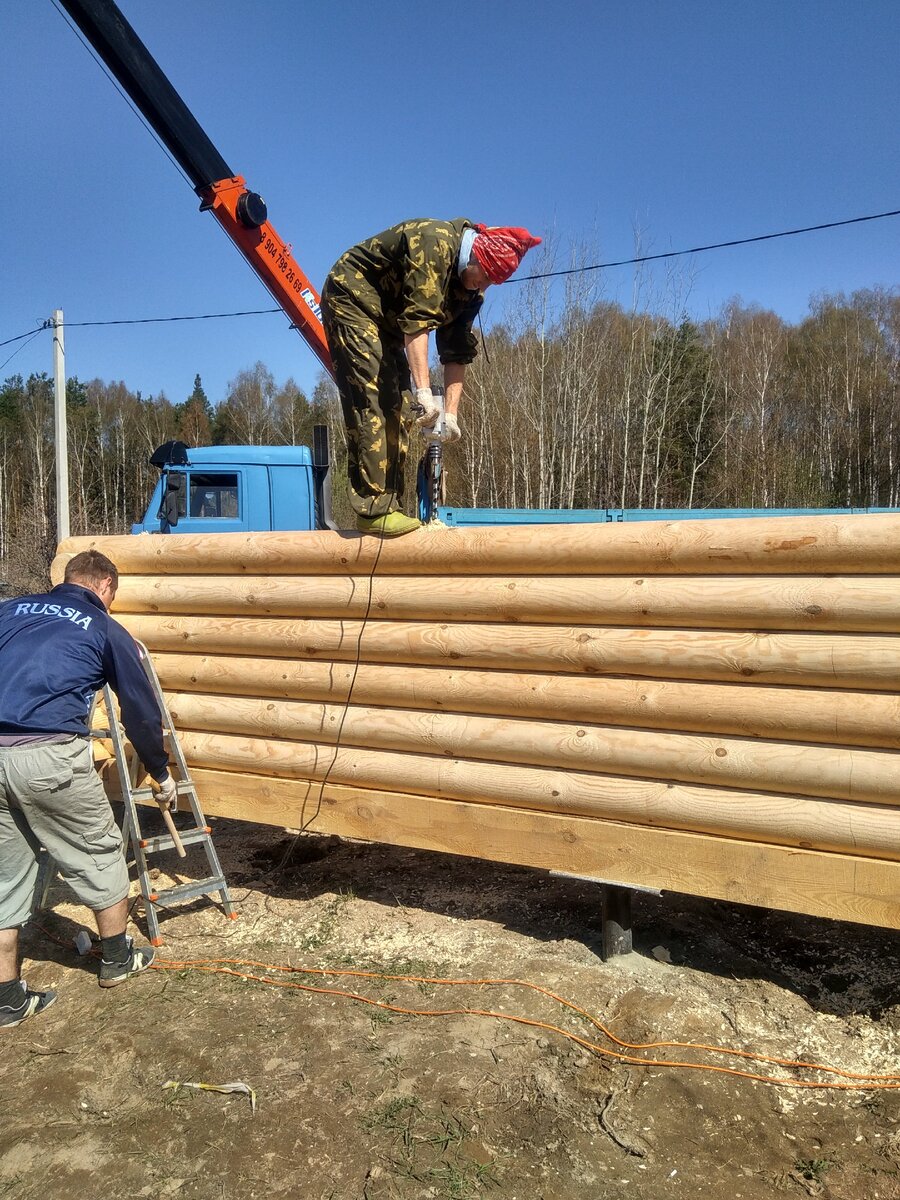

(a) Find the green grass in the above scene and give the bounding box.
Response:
[361,1096,498,1198]
[794,1158,834,1183]
[297,892,354,952]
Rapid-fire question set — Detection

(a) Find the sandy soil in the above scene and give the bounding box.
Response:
[2,814,899,1200]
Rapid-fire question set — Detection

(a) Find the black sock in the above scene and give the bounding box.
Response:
[100,933,129,962]
[0,978,24,1009]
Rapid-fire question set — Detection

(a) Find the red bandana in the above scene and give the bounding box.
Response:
[471,225,542,284]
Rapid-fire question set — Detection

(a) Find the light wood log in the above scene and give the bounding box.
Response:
[172,729,900,860]
[111,572,900,632]
[118,613,900,692]
[187,768,900,929]
[151,651,900,749]
[51,512,900,578]
[166,691,900,807]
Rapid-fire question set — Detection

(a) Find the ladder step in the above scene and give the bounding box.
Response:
[147,877,229,906]
[131,783,195,801]
[137,828,214,855]
[97,641,235,943]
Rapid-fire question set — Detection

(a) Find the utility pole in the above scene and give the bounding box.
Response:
[52,310,70,542]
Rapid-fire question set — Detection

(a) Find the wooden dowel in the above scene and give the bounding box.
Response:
[117,613,900,692]
[148,779,187,858]
[171,729,900,860]
[159,806,187,859]
[51,512,900,578]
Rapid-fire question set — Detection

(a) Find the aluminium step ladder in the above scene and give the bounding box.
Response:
[96,640,237,945]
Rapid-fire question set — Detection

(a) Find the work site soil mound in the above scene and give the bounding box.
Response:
[2,816,899,1199]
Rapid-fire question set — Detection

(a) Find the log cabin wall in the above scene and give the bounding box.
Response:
[51,514,900,930]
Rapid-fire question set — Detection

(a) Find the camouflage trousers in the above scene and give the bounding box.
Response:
[321,281,414,518]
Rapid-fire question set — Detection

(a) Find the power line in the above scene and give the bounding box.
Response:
[0,328,48,375]
[2,206,897,354]
[64,307,283,329]
[512,207,900,283]
[0,307,288,368]
[0,308,284,357]
[0,323,51,350]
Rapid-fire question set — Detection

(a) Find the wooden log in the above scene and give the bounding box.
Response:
[118,613,900,692]
[172,729,900,860]
[61,516,900,936]
[51,511,900,578]
[188,768,900,929]
[91,740,115,765]
[166,691,900,807]
[151,651,900,749]
[111,572,900,632]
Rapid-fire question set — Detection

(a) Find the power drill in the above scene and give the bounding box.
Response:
[415,390,445,523]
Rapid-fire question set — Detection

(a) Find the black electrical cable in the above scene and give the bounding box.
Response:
[0,309,285,354]
[0,328,49,374]
[511,208,900,283]
[276,486,391,871]
[0,323,51,351]
[63,308,283,329]
[477,310,491,366]
[5,206,895,351]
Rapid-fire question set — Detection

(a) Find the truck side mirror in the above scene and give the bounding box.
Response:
[159,474,185,530]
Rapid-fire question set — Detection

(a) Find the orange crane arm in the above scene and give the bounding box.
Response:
[59,0,333,376]
[200,178,332,374]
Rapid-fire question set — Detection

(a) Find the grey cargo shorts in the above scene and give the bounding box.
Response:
[0,737,129,928]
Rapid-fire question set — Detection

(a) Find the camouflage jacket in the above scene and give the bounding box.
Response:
[324,217,484,365]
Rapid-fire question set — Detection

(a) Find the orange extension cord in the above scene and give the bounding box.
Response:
[151,955,900,1092]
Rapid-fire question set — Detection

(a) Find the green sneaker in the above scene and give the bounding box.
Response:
[357,512,422,537]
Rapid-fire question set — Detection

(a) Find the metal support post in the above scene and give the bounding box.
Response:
[601,884,634,960]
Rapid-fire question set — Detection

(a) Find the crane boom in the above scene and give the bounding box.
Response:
[58,0,333,375]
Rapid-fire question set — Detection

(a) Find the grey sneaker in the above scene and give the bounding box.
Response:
[98,937,156,988]
[0,980,58,1028]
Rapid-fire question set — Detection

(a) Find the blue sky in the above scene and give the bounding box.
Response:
[3,1,898,410]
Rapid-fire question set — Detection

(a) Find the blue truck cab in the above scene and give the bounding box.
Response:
[132,437,332,534]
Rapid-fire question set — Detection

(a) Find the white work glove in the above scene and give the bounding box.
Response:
[413,387,441,429]
[156,772,178,812]
[441,413,462,443]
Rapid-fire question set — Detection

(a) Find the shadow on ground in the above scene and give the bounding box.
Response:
[25,810,899,1023]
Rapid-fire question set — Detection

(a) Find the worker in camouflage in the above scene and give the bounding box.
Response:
[321,218,540,536]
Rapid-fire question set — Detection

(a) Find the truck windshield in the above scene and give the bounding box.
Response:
[187,472,239,518]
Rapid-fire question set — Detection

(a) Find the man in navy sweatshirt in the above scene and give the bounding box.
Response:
[0,549,175,1028]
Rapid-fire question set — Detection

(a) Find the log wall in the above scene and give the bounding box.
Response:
[52,514,900,930]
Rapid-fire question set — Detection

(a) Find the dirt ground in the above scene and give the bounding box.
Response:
[2,814,899,1200]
